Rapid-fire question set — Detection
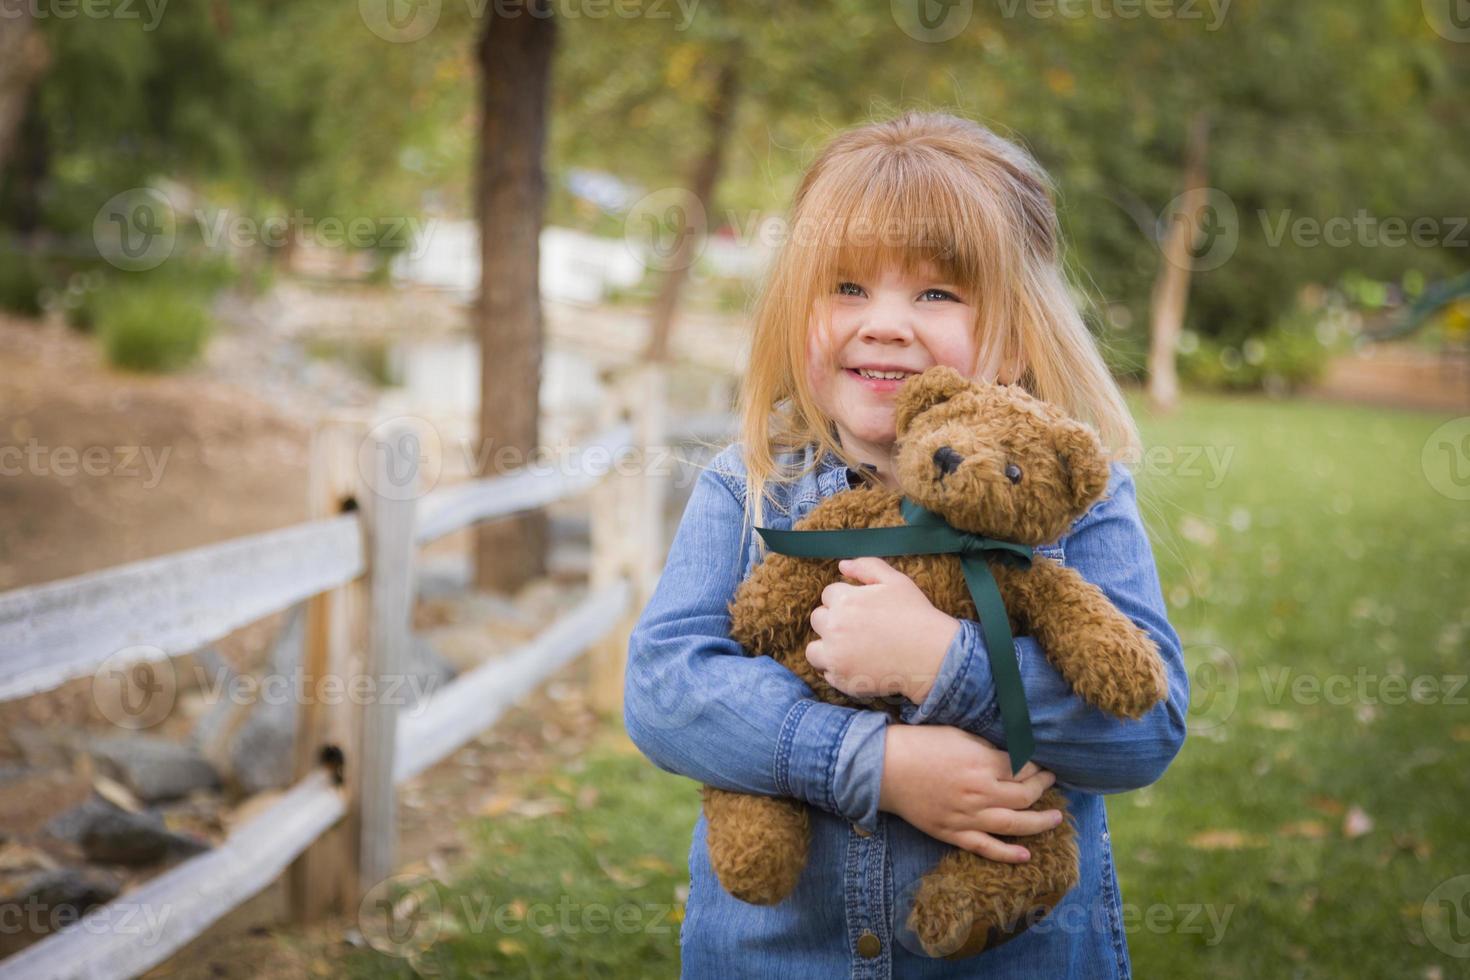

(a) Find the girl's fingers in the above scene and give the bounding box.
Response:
[974,807,1064,838]
[987,778,1045,810]
[983,770,1055,809]
[1020,768,1057,794]
[954,831,1031,864]
[1013,761,1043,781]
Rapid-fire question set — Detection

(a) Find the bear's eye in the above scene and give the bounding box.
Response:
[1004,463,1023,485]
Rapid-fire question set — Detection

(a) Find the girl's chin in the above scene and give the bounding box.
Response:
[837,411,897,448]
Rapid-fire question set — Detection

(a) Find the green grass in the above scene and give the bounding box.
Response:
[1118,393,1470,979]
[342,734,698,979]
[345,393,1470,978]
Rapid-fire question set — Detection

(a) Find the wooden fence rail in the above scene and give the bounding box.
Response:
[0,363,702,980]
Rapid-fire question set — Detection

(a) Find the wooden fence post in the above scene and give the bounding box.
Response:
[353,420,420,895]
[289,419,366,922]
[590,363,667,717]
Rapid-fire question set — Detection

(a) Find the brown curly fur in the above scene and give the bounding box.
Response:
[703,366,1169,958]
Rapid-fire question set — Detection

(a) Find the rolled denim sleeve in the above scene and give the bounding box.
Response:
[900,462,1189,794]
[623,451,889,830]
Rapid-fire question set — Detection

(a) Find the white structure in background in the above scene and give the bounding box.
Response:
[392,222,647,306]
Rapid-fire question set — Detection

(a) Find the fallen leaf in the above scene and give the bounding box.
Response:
[1307,796,1345,817]
[1188,830,1267,850]
[93,776,143,813]
[1255,711,1299,731]
[0,842,58,873]
[1393,832,1433,859]
[633,854,675,874]
[512,799,567,819]
[1278,820,1327,839]
[476,793,516,818]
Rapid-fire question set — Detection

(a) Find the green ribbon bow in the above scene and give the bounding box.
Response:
[755,498,1036,774]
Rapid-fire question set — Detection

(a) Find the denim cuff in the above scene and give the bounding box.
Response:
[776,699,878,820]
[832,709,889,832]
[900,618,1001,733]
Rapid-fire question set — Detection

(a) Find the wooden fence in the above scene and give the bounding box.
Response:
[0,364,717,979]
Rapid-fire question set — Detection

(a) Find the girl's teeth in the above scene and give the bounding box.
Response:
[857,369,911,380]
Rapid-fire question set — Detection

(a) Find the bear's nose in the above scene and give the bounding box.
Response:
[933,446,964,477]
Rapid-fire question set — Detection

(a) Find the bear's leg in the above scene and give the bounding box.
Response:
[906,788,1079,959]
[701,787,811,905]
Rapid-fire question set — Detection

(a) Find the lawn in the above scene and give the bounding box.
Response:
[344,393,1470,979]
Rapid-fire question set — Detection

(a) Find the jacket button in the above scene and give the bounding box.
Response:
[851,821,872,838]
[857,931,882,959]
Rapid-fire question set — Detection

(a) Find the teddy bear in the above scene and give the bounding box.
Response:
[702,365,1169,959]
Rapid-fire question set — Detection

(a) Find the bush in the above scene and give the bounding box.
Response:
[1178,307,1341,395]
[96,281,212,372]
[0,249,45,316]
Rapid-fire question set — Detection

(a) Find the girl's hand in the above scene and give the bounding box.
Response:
[806,557,958,704]
[878,725,1062,863]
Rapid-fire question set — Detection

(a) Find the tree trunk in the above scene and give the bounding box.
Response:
[473,0,556,592]
[643,55,741,363]
[1146,112,1211,413]
[0,11,48,186]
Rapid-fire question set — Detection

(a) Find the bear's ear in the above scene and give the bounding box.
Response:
[1054,421,1111,512]
[895,366,973,435]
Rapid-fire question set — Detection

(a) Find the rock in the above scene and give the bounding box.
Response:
[0,867,121,956]
[85,734,220,803]
[229,694,296,796]
[45,795,209,867]
[189,649,244,773]
[226,604,305,794]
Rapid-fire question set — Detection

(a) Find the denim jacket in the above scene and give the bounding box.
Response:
[624,442,1189,979]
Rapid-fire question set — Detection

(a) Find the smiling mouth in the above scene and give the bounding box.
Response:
[848,368,918,381]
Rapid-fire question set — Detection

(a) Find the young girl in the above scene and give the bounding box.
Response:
[624,111,1189,979]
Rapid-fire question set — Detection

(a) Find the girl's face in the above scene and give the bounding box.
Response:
[805,261,982,467]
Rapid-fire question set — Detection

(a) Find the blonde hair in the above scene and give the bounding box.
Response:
[736,110,1141,532]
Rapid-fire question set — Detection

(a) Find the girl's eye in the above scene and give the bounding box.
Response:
[920,288,960,302]
[836,282,865,297]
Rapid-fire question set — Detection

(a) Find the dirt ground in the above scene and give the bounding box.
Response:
[0,313,311,593]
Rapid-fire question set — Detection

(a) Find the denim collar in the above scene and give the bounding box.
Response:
[812,446,880,498]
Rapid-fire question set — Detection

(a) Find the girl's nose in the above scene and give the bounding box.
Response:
[856,307,916,343]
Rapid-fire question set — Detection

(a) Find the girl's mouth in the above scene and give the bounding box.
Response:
[845,367,917,393]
